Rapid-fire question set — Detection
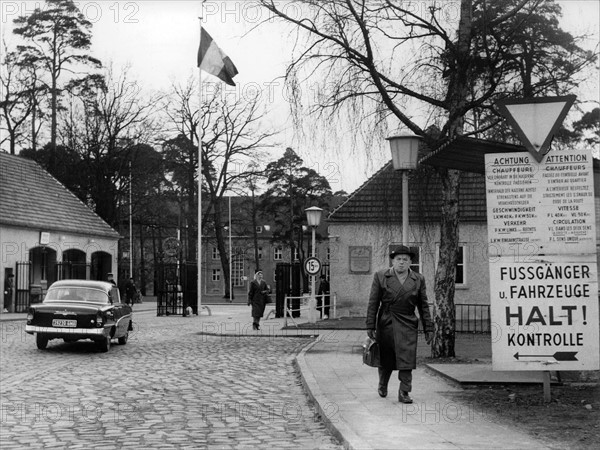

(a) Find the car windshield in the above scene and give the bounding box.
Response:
[44,288,108,304]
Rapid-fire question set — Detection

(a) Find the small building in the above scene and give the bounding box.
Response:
[0,152,120,312]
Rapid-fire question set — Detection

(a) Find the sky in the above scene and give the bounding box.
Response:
[1,0,599,193]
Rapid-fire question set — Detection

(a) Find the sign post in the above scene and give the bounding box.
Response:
[488,96,599,402]
[486,148,598,371]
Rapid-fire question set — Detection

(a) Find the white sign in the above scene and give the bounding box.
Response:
[497,96,575,162]
[486,147,599,371]
[304,257,322,276]
[486,148,596,258]
[489,255,599,371]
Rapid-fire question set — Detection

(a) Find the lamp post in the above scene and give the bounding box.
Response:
[387,133,422,246]
[305,206,323,323]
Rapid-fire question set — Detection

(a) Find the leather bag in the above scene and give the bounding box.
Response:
[362,337,380,367]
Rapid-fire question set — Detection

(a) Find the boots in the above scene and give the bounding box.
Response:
[377,368,392,397]
[398,389,413,404]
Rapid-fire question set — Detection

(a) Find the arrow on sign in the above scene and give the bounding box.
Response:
[497,95,576,162]
[514,352,578,361]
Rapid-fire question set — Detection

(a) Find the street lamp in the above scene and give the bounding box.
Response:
[387,133,422,246]
[305,206,323,323]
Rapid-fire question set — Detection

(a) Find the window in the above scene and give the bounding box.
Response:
[292,247,300,261]
[455,246,465,285]
[409,246,421,273]
[435,244,466,286]
[212,247,219,260]
[232,259,245,287]
[212,269,221,281]
[274,247,283,260]
[326,247,331,261]
[258,247,263,260]
[256,226,263,233]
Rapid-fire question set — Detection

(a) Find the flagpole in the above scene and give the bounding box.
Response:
[197,11,203,315]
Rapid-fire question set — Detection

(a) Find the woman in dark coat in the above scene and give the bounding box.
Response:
[366,245,433,403]
[248,270,270,330]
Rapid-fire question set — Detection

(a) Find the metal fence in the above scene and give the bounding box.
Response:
[454,303,491,333]
[276,293,337,328]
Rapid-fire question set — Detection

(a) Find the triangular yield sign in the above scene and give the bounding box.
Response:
[497,95,576,162]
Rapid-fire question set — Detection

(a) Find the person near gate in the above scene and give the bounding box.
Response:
[247,270,271,331]
[317,274,330,319]
[366,245,433,404]
[3,273,15,313]
[125,277,137,306]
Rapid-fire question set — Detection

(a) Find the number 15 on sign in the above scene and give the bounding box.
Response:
[304,257,322,276]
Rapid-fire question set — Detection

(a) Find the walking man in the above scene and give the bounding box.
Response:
[366,246,433,403]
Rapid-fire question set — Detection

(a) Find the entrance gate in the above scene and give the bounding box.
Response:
[275,262,302,318]
[15,261,31,312]
[156,262,198,316]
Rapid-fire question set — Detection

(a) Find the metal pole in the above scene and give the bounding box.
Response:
[129,161,133,279]
[402,170,409,246]
[311,226,316,316]
[229,194,232,302]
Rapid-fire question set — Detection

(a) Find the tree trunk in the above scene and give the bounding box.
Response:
[432,168,460,357]
[431,0,473,357]
[139,222,146,296]
[31,92,37,152]
[251,190,260,271]
[212,199,232,299]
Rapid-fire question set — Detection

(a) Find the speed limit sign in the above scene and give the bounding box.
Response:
[304,257,322,276]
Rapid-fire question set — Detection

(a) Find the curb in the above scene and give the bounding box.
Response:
[294,337,373,450]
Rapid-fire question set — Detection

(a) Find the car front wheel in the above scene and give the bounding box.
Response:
[36,334,48,350]
[97,335,111,352]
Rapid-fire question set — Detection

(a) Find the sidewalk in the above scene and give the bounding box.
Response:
[1,303,552,449]
[297,330,550,450]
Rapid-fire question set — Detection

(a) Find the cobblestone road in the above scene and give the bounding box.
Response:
[0,311,342,449]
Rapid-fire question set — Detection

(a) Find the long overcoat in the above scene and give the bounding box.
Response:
[366,268,432,370]
[248,279,269,318]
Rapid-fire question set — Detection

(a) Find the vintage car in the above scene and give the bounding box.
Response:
[25,280,133,352]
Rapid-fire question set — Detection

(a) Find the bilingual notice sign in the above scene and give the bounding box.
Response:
[486,146,599,371]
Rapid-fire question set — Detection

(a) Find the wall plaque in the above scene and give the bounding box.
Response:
[349,246,372,273]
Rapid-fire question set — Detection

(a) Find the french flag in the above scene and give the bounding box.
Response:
[197,28,238,86]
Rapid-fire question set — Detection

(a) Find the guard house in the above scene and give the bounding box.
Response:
[0,152,120,312]
[327,137,600,318]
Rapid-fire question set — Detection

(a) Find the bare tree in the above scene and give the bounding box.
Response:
[58,65,161,226]
[163,86,277,299]
[259,0,597,357]
[0,46,35,154]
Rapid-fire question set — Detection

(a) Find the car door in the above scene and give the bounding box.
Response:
[109,286,127,337]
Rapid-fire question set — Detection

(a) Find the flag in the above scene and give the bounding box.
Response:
[197,27,238,86]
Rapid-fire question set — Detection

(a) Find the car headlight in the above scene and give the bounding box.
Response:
[26,308,35,322]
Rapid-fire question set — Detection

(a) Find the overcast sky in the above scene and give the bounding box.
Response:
[1,1,599,192]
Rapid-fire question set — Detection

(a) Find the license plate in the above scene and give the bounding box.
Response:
[52,319,77,328]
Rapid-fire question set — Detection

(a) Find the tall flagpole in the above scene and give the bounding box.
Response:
[197,10,203,315]
[129,160,133,279]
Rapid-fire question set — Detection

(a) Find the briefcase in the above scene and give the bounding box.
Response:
[362,337,380,367]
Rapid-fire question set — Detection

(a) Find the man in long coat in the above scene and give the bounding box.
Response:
[366,245,433,403]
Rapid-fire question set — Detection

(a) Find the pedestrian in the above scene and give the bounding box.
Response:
[107,273,117,286]
[247,270,270,330]
[3,273,14,313]
[366,245,433,404]
[317,274,330,319]
[125,277,137,306]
